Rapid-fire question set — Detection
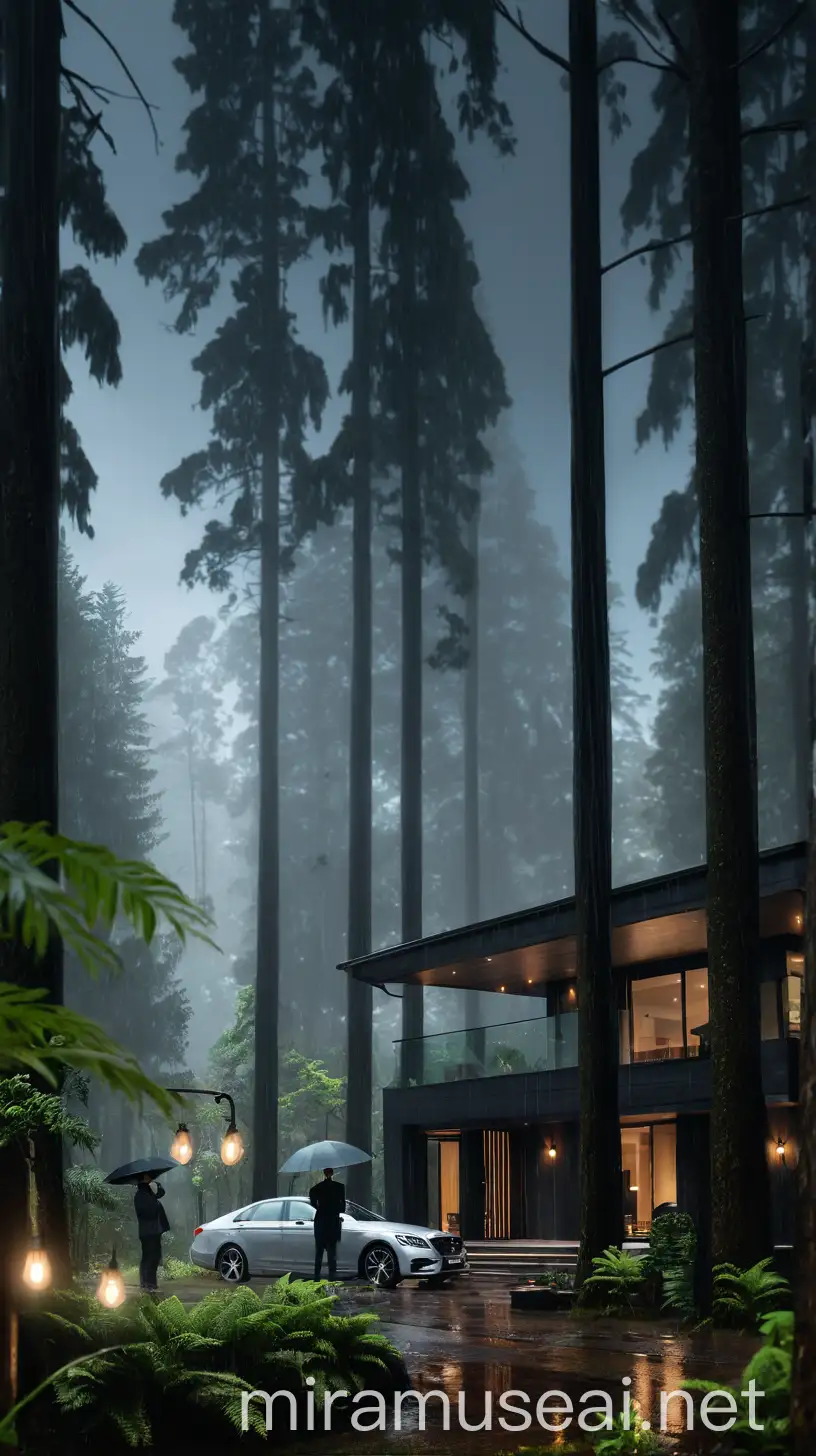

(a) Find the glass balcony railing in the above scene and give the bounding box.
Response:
[396,1014,578,1087]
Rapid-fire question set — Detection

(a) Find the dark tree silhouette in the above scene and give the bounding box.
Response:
[136,0,330,1197]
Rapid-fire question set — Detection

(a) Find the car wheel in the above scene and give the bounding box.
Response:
[217,1244,249,1283]
[362,1243,400,1288]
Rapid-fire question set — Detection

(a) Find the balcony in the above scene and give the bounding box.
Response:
[396,1014,578,1087]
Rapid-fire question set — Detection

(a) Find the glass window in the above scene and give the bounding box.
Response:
[247,1200,286,1221]
[685,971,709,1057]
[653,1122,677,1208]
[760,981,779,1040]
[784,953,803,1035]
[286,1201,315,1221]
[631,974,684,1062]
[621,1126,651,1233]
[621,1123,677,1235]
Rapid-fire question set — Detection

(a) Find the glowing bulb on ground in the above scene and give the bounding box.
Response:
[96,1250,126,1308]
[221,1125,245,1167]
[171,1124,194,1165]
[22,1239,52,1292]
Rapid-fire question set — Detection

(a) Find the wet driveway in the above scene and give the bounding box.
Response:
[166,1273,759,1453]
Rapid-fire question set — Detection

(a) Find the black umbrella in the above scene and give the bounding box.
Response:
[105,1156,179,1186]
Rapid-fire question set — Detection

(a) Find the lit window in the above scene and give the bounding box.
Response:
[784,953,803,1036]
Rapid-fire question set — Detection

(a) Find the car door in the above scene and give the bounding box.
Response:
[243,1198,287,1273]
[280,1199,316,1273]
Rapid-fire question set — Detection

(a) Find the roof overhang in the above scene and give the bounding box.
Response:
[339,841,806,996]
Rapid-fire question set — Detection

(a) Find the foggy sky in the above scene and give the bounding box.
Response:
[63,0,691,710]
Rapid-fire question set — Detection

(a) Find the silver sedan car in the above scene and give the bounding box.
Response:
[189,1195,468,1287]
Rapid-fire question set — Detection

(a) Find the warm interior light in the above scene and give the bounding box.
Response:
[499,985,506,992]
[527,978,533,985]
[630,1186,639,1192]
[568,987,576,1000]
[776,1139,786,1159]
[96,1249,126,1308]
[221,1124,245,1166]
[547,1144,557,1160]
[170,1123,194,1165]
[22,1238,51,1292]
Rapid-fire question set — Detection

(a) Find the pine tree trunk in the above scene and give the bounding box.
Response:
[570,0,620,1289]
[345,72,374,1202]
[252,1,281,1199]
[464,503,483,1052]
[399,203,424,1087]
[689,0,771,1270]
[0,0,65,1398]
[792,1,816,1447]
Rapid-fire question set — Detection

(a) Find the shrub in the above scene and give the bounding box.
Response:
[685,1308,792,1453]
[19,1278,406,1450]
[581,1248,645,1314]
[712,1259,791,1330]
[534,1270,574,1290]
[641,1212,697,1321]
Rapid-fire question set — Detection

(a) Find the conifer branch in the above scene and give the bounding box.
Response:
[614,2,684,74]
[737,4,805,68]
[603,314,762,378]
[741,119,807,140]
[492,1,570,72]
[603,330,693,379]
[602,229,692,275]
[596,53,676,76]
[735,193,810,223]
[62,0,160,152]
[61,72,117,154]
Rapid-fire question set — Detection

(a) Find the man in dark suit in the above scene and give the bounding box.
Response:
[309,1167,345,1281]
[134,1173,170,1292]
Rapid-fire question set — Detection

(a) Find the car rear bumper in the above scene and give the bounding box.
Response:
[189,1245,213,1270]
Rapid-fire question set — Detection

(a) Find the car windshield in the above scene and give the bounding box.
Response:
[345,1201,384,1222]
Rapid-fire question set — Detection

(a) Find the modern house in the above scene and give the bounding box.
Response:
[340,842,804,1248]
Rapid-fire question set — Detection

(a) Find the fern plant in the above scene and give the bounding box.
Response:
[20,1279,405,1450]
[581,1248,646,1314]
[712,1259,791,1329]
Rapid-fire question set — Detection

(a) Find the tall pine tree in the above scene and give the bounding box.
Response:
[137,0,330,1196]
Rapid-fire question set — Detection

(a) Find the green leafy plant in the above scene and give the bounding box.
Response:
[20,1278,405,1449]
[641,1212,697,1320]
[64,1166,125,1273]
[0,1073,98,1152]
[508,1409,665,1456]
[0,822,219,1112]
[581,1248,646,1314]
[712,1259,791,1329]
[161,1258,216,1281]
[534,1270,574,1290]
[685,1309,793,1453]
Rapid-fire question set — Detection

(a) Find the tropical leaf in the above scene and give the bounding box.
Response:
[0,821,218,976]
[0,984,180,1113]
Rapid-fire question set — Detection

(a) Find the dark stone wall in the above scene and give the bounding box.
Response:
[521,1121,579,1239]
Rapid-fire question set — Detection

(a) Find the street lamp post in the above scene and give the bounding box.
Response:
[165,1089,245,1168]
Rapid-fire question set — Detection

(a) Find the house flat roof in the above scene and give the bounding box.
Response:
[338,841,806,996]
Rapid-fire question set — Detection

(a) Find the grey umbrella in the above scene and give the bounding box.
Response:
[279,1140,372,1174]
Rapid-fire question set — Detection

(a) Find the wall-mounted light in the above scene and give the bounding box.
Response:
[22,1237,51,1292]
[795,913,803,930]
[170,1123,193,1165]
[776,1137,787,1163]
[96,1248,126,1308]
[500,985,506,992]
[547,1143,557,1161]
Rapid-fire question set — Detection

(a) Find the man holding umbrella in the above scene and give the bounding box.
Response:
[309,1167,346,1282]
[105,1156,177,1294]
[135,1174,170,1292]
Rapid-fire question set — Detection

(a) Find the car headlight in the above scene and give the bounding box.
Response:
[395,1234,432,1249]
